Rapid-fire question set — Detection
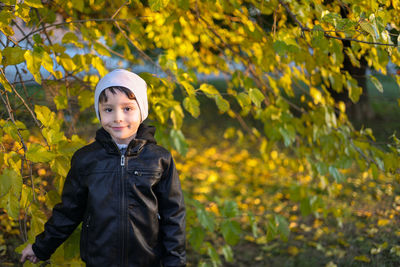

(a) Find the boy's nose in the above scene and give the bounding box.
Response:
[114,110,123,122]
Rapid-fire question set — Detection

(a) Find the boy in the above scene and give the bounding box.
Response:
[20,69,186,266]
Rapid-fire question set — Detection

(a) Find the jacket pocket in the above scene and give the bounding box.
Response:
[132,169,162,177]
[130,169,162,187]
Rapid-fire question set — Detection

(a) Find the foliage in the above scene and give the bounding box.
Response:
[0,0,399,265]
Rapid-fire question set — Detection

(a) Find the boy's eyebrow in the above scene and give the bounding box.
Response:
[100,101,137,106]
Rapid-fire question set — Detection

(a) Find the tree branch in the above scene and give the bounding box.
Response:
[18,18,135,43]
[278,0,399,47]
[113,21,176,80]
[111,0,131,19]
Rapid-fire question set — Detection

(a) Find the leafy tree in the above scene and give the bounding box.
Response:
[0,0,399,265]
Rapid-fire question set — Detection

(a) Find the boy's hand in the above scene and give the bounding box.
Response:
[20,244,40,264]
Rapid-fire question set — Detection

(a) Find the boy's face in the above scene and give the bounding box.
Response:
[99,90,141,145]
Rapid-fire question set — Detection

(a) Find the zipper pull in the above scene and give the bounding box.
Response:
[121,155,125,166]
[86,215,91,227]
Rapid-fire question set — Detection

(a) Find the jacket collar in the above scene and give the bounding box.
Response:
[95,124,157,156]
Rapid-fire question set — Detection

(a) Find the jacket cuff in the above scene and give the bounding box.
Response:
[32,243,50,261]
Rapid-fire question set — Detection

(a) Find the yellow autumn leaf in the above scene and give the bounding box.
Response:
[310,87,322,104]
[354,255,370,262]
[288,246,299,256]
[377,219,390,227]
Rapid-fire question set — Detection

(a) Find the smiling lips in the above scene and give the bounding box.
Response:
[112,126,126,130]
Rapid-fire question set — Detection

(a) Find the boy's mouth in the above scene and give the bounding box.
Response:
[111,126,126,130]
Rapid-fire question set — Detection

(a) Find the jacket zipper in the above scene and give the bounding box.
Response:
[121,155,125,166]
[86,214,91,227]
[84,214,91,261]
[133,170,162,176]
[120,154,128,266]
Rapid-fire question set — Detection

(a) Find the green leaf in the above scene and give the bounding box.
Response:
[279,125,296,147]
[0,168,19,197]
[345,47,360,68]
[54,95,68,110]
[1,0,16,4]
[30,204,47,236]
[215,95,230,113]
[26,143,55,163]
[24,49,42,84]
[71,0,84,12]
[3,120,28,141]
[369,75,383,93]
[249,213,258,238]
[0,169,22,219]
[45,190,61,209]
[312,25,329,48]
[275,214,290,241]
[20,184,32,209]
[321,11,341,27]
[91,55,107,77]
[221,200,239,218]
[64,228,81,259]
[360,20,376,38]
[370,163,379,180]
[93,42,111,57]
[188,226,204,252]
[178,0,189,10]
[300,198,312,216]
[42,51,56,77]
[183,96,200,118]
[248,88,264,108]
[336,18,357,33]
[273,40,288,56]
[354,255,371,263]
[62,32,84,48]
[58,53,77,72]
[15,3,31,22]
[0,189,20,219]
[181,81,196,96]
[266,217,278,241]
[169,129,188,156]
[222,244,234,262]
[329,166,344,182]
[35,105,55,128]
[199,83,219,97]
[0,71,12,92]
[149,0,163,11]
[328,73,343,93]
[2,47,26,66]
[198,262,213,267]
[42,127,64,145]
[51,156,70,177]
[207,244,221,267]
[170,104,184,129]
[78,90,94,111]
[236,92,251,108]
[24,0,44,8]
[221,220,241,245]
[196,208,215,232]
[347,77,362,103]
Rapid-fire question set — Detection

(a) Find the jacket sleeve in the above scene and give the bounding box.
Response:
[156,154,186,267]
[32,152,87,261]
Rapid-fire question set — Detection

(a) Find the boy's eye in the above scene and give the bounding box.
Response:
[104,108,112,112]
[124,107,133,112]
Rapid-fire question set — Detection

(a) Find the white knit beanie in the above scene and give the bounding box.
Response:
[94,69,148,122]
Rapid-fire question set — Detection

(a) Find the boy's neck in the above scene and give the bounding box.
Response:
[111,133,137,146]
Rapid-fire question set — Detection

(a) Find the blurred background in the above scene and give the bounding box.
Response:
[0,0,400,266]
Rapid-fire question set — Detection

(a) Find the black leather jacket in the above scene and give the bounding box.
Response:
[32,124,186,267]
